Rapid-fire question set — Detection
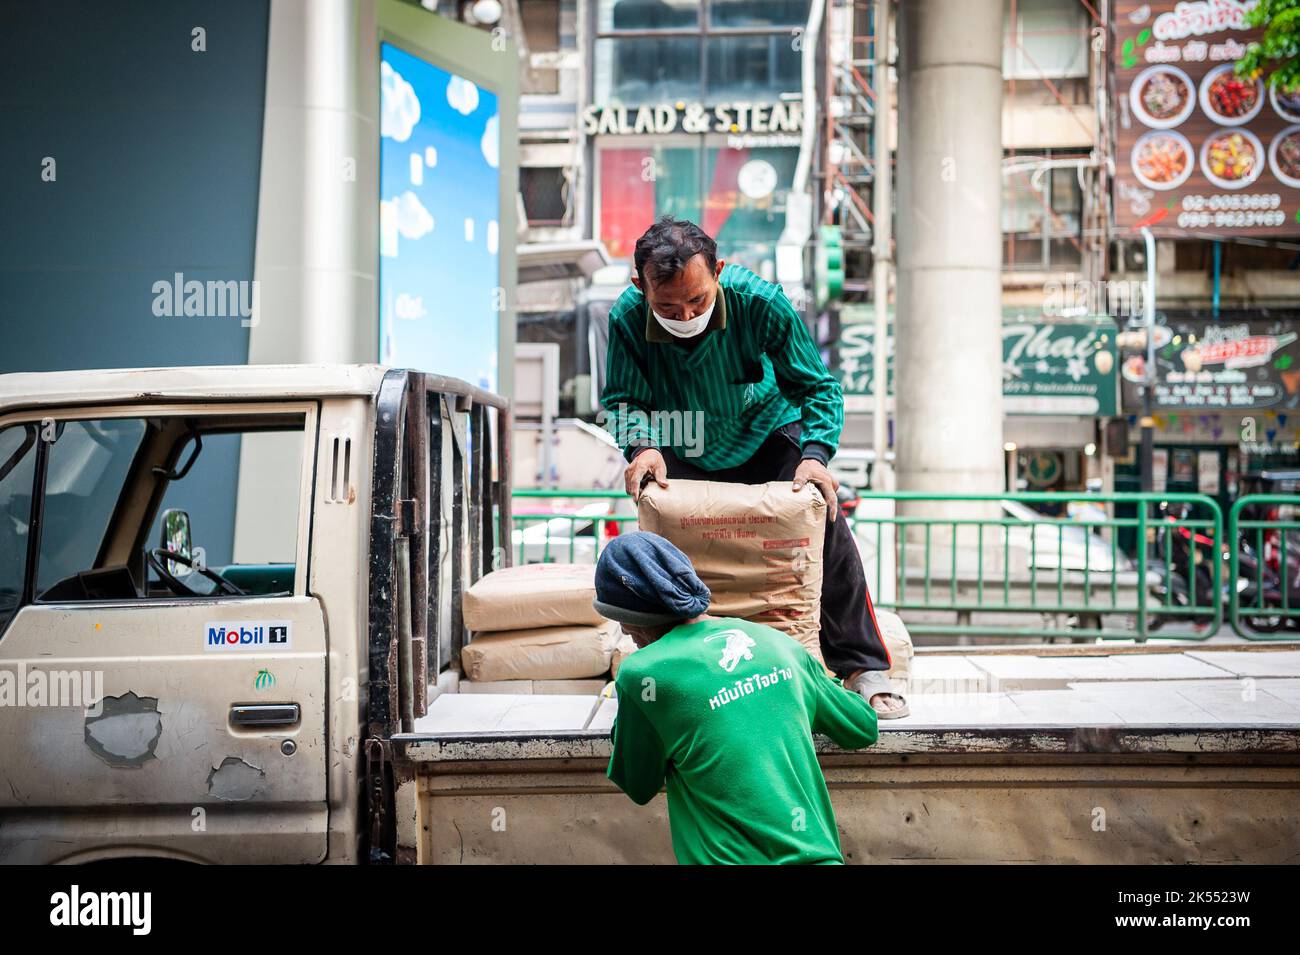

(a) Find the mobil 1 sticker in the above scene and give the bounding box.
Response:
[205,620,292,651]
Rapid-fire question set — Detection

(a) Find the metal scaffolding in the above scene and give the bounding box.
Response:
[817,0,1113,299]
[818,0,880,300]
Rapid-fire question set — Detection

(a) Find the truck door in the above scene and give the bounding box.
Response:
[0,404,328,864]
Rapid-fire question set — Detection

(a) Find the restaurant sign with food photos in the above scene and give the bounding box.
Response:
[1118,316,1300,410]
[1114,0,1300,237]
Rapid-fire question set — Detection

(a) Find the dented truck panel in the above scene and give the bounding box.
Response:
[84,692,163,768]
[0,595,330,863]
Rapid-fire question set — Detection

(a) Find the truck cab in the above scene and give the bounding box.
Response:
[0,365,508,864]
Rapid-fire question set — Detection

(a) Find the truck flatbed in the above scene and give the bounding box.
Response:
[404,644,1300,753]
[388,644,1300,863]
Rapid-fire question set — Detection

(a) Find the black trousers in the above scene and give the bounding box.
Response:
[658,423,892,678]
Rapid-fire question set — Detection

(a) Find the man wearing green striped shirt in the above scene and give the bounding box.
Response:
[600,216,908,718]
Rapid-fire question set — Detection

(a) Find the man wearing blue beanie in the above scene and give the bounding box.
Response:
[597,531,879,865]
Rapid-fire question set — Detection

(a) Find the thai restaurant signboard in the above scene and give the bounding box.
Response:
[1118,315,1300,409]
[1113,0,1300,236]
[835,309,1118,416]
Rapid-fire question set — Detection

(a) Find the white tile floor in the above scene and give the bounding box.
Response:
[412,693,603,734]
[1185,650,1300,678]
[962,652,1231,686]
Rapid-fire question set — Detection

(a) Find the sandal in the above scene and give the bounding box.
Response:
[846,669,910,719]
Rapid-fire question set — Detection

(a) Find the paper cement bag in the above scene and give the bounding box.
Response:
[460,621,621,683]
[463,563,606,632]
[637,480,827,666]
[609,631,639,678]
[874,609,914,682]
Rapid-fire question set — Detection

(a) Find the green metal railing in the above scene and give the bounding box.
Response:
[1228,495,1300,640]
[852,492,1221,641]
[511,488,637,565]
[508,489,1250,642]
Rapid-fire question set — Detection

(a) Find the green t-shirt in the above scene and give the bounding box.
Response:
[607,617,879,865]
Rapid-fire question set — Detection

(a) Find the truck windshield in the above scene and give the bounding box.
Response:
[0,424,38,628]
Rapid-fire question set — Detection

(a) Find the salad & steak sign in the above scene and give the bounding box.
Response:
[1113,0,1300,237]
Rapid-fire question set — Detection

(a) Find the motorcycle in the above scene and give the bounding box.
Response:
[1146,504,1217,631]
[1234,535,1287,634]
[1236,503,1300,634]
[836,483,860,521]
[1148,501,1293,635]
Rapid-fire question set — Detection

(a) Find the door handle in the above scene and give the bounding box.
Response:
[229,704,300,728]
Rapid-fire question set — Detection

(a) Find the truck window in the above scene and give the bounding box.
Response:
[36,418,147,598]
[18,412,305,605]
[148,428,304,591]
[0,424,38,630]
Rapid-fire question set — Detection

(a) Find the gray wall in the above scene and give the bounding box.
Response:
[0,0,272,564]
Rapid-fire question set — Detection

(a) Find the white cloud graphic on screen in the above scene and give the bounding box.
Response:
[379,191,435,257]
[394,191,434,239]
[481,114,499,168]
[447,75,479,116]
[381,61,421,142]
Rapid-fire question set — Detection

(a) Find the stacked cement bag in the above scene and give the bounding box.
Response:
[637,480,828,669]
[461,563,620,682]
[874,609,914,684]
[609,632,639,678]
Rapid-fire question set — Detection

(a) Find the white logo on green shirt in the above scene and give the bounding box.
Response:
[705,629,756,672]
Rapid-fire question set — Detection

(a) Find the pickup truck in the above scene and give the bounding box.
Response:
[1,365,1297,864]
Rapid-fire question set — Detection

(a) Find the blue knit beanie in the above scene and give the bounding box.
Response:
[593,531,712,626]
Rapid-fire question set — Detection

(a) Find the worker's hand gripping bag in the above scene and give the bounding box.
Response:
[637,479,829,670]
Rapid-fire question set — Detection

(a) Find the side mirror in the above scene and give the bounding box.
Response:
[160,509,192,577]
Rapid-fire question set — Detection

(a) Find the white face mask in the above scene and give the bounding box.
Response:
[652,296,716,339]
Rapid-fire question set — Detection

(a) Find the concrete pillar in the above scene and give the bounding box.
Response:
[246,0,381,366]
[895,0,1004,501]
[234,0,380,563]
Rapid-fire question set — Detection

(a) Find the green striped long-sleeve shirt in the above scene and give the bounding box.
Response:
[600,263,843,471]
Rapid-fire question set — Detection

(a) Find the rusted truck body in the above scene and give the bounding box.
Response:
[0,366,1296,864]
